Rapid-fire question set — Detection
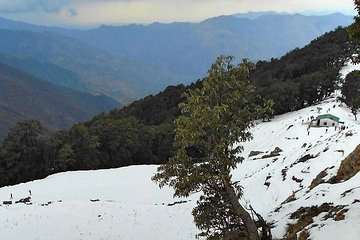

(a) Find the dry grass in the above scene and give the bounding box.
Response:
[336,145,360,182]
[284,203,346,240]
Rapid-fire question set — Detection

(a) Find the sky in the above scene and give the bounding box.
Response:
[0,0,356,28]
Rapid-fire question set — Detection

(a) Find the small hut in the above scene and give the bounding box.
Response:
[315,114,340,127]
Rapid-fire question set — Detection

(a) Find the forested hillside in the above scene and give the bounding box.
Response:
[250,27,354,114]
[0,84,189,186]
[0,53,87,92]
[0,27,353,187]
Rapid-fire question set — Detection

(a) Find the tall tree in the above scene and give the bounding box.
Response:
[0,119,47,185]
[341,70,360,120]
[349,0,360,62]
[153,56,269,240]
[68,124,100,170]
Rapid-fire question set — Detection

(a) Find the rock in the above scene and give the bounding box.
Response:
[15,197,31,204]
[335,145,360,182]
[309,170,328,190]
[272,147,283,154]
[262,147,283,159]
[295,154,317,164]
[3,201,12,205]
[248,151,263,157]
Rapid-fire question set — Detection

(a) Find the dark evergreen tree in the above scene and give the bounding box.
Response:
[341,70,360,120]
[348,0,360,63]
[0,120,47,186]
[68,124,100,170]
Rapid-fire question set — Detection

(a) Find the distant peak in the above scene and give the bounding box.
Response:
[232,11,290,20]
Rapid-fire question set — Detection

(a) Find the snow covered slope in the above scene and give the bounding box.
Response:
[234,62,360,239]
[0,166,199,240]
[0,63,359,240]
[236,94,360,239]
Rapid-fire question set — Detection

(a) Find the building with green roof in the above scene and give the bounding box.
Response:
[315,114,340,127]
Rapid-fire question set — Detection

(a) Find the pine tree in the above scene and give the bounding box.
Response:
[153,56,270,240]
[0,119,46,185]
[341,70,360,120]
[349,0,360,62]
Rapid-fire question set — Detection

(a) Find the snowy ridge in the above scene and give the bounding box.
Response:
[236,93,360,239]
[0,63,359,240]
[234,62,360,239]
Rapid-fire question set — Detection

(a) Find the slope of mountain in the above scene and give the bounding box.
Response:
[236,79,360,238]
[0,29,182,103]
[0,64,119,140]
[0,63,358,240]
[63,13,353,82]
[0,16,50,32]
[0,53,87,92]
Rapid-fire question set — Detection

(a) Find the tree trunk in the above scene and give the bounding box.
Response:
[223,179,260,240]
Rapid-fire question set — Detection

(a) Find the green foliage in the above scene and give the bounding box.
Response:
[348,1,360,55]
[68,124,100,170]
[0,84,188,187]
[193,187,244,239]
[251,27,353,114]
[0,120,47,186]
[153,56,264,239]
[340,70,360,120]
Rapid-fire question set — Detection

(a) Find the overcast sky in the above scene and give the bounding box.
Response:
[0,0,356,28]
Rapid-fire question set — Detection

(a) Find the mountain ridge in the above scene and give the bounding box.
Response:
[0,28,182,103]
[0,63,120,140]
[62,12,353,83]
[0,12,353,102]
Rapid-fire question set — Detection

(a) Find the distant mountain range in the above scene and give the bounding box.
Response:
[0,64,119,140]
[61,12,353,82]
[232,11,289,19]
[0,12,353,103]
[0,12,354,138]
[0,53,87,92]
[0,29,181,103]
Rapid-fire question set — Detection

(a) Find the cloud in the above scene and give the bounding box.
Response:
[0,0,72,13]
[0,0,354,15]
[0,0,229,13]
[0,0,355,27]
[0,0,140,13]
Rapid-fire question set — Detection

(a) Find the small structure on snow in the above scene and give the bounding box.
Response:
[314,114,340,127]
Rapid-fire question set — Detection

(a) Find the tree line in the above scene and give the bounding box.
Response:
[0,84,189,187]
[250,27,354,114]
